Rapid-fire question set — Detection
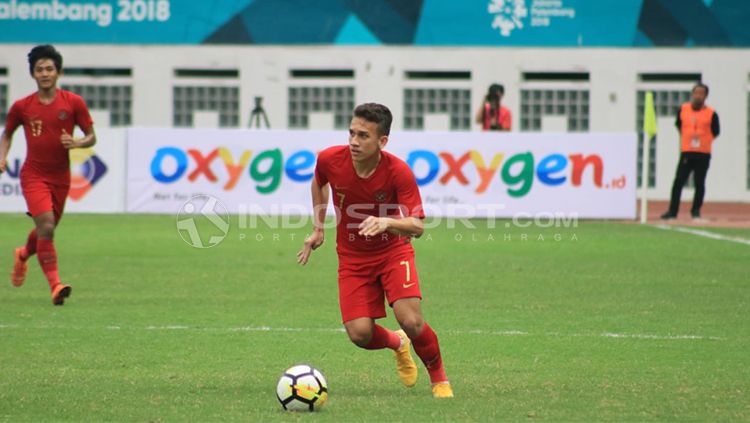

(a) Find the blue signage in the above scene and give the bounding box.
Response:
[0,0,748,47]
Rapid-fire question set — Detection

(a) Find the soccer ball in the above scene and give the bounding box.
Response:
[276,364,328,412]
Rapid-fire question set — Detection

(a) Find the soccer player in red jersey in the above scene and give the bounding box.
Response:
[0,45,96,305]
[297,103,453,398]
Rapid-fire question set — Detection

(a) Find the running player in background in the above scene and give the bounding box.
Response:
[0,45,96,305]
[297,103,453,398]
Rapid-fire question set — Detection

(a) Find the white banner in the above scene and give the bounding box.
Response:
[0,128,127,213]
[126,128,636,219]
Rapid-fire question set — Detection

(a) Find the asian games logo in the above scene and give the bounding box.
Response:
[69,148,108,201]
[488,0,528,37]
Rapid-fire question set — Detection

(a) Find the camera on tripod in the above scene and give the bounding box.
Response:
[249,96,270,129]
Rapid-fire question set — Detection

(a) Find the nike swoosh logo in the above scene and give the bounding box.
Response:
[402,283,416,289]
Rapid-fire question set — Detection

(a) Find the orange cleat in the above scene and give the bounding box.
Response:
[393,329,418,387]
[11,247,28,287]
[51,284,72,306]
[431,382,454,398]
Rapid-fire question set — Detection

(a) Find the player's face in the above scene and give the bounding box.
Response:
[32,59,60,91]
[348,117,387,162]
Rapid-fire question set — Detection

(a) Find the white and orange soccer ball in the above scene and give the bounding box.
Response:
[276,364,328,412]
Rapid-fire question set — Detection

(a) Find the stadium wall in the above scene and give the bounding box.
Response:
[0,45,749,203]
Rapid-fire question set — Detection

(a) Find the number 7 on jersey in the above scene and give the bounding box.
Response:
[400,260,411,283]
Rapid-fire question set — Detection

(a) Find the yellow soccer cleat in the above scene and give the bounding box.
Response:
[431,382,454,398]
[393,329,418,387]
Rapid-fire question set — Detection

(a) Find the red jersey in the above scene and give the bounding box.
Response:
[5,89,93,176]
[315,145,425,257]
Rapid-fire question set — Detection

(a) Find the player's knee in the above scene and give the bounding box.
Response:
[346,327,373,348]
[346,324,373,348]
[398,315,424,338]
[36,221,56,238]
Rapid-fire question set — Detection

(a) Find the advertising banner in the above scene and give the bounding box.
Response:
[126,128,636,219]
[0,127,126,213]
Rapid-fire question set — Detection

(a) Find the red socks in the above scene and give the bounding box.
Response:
[410,322,448,384]
[36,238,61,290]
[359,322,448,384]
[363,325,402,350]
[20,229,38,261]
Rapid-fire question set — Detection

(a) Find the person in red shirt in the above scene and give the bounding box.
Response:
[297,103,453,398]
[0,45,96,305]
[475,83,512,131]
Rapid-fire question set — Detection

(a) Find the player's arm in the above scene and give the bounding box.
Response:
[1,102,21,174]
[359,215,423,238]
[297,177,330,265]
[359,163,425,238]
[0,130,13,174]
[62,95,96,149]
[61,126,96,150]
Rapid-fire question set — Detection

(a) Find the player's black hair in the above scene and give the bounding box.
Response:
[28,44,63,75]
[692,82,709,96]
[353,103,393,136]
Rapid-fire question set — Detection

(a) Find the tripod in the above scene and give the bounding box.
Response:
[249,96,270,129]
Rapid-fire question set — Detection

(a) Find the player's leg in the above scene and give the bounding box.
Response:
[690,154,711,218]
[383,252,450,396]
[338,259,400,351]
[392,297,424,338]
[343,317,401,350]
[11,229,35,287]
[46,184,71,305]
[14,175,47,287]
[662,153,692,218]
[21,229,38,259]
[25,181,71,305]
[343,317,374,346]
[342,253,417,387]
[11,177,40,286]
[392,298,451,397]
[33,211,65,299]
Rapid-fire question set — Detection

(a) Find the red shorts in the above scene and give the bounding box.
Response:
[20,171,69,221]
[338,246,422,322]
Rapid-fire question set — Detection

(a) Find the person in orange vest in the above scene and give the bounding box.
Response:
[661,82,720,220]
[475,83,511,131]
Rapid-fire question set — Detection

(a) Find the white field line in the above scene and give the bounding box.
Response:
[653,224,750,246]
[600,332,724,341]
[0,323,725,341]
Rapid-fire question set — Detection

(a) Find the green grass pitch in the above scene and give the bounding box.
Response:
[0,213,748,421]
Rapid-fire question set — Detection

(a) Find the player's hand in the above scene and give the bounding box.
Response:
[297,228,324,266]
[0,158,6,174]
[60,129,77,149]
[358,216,389,237]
